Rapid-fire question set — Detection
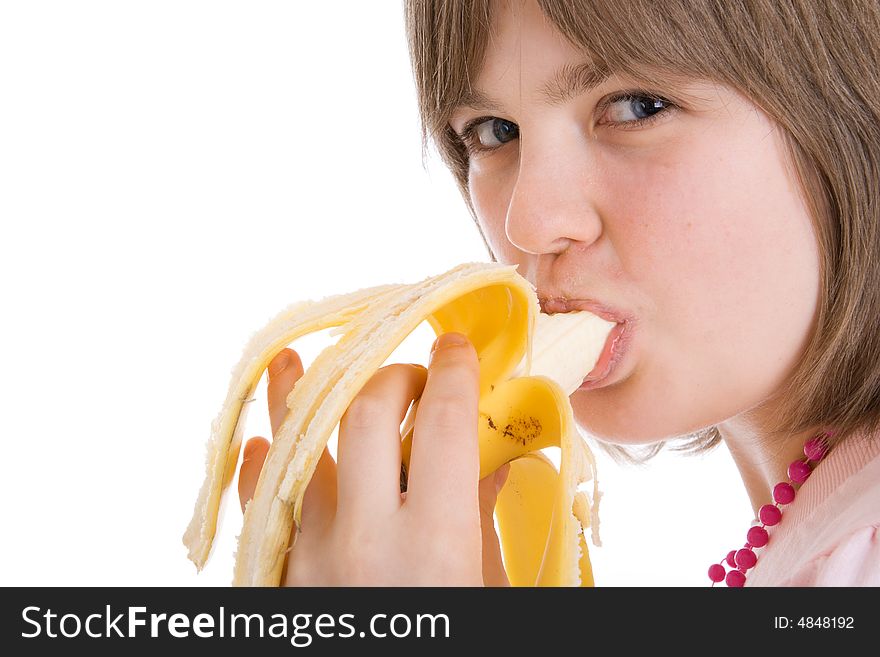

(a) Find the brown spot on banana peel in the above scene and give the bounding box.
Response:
[483,413,543,447]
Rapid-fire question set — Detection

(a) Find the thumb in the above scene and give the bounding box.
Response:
[479,462,511,587]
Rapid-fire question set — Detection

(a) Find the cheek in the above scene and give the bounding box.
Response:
[578,127,820,442]
[626,129,819,346]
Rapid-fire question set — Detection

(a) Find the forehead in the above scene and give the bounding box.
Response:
[461,1,609,111]
[458,61,611,112]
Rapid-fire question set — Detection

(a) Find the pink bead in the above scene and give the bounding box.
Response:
[735,548,757,570]
[726,570,746,587]
[759,504,782,526]
[747,526,769,548]
[788,459,812,484]
[726,550,737,568]
[708,564,726,583]
[804,436,828,461]
[774,482,796,505]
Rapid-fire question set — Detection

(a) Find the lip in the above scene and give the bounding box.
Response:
[538,297,636,325]
[577,321,631,390]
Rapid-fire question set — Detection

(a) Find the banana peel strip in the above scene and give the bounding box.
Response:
[183,282,401,568]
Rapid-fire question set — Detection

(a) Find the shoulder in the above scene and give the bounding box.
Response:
[805,435,880,536]
[747,437,880,586]
[781,440,880,586]
[781,524,880,586]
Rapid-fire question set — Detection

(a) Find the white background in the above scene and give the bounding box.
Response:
[0,1,751,587]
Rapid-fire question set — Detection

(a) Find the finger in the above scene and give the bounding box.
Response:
[336,363,427,520]
[267,348,304,436]
[479,463,511,587]
[406,332,481,528]
[299,444,337,533]
[266,348,337,531]
[239,436,270,513]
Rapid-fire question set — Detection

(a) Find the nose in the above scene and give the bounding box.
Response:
[504,127,603,256]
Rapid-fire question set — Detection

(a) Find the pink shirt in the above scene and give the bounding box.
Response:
[746,431,880,586]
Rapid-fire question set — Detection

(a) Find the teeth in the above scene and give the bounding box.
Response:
[511,311,617,395]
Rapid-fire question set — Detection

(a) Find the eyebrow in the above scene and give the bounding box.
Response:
[456,60,611,111]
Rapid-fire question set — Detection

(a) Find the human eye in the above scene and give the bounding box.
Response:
[597,91,678,129]
[456,116,519,157]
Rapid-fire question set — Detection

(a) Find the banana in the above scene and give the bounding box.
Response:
[183,262,612,586]
[511,310,615,396]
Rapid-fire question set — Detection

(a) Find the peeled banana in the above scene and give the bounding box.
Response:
[183,262,613,586]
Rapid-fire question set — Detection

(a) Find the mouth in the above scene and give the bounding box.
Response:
[578,321,630,390]
[538,296,635,390]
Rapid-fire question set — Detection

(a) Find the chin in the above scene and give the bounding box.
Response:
[571,393,707,446]
[571,362,727,445]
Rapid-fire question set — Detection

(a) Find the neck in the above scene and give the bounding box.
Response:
[716,412,824,518]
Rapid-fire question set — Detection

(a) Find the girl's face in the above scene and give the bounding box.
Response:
[449,0,821,444]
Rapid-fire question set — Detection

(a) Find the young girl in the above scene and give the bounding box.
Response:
[238,0,880,586]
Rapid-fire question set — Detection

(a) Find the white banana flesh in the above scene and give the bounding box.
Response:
[511,310,617,395]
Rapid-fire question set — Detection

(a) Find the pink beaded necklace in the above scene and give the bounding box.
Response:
[708,430,834,587]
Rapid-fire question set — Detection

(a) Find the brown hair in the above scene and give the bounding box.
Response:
[404,0,880,464]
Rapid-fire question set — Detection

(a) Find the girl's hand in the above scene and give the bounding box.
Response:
[237,333,511,586]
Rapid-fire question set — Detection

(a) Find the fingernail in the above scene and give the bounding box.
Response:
[431,332,468,353]
[268,350,291,379]
[430,333,469,366]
